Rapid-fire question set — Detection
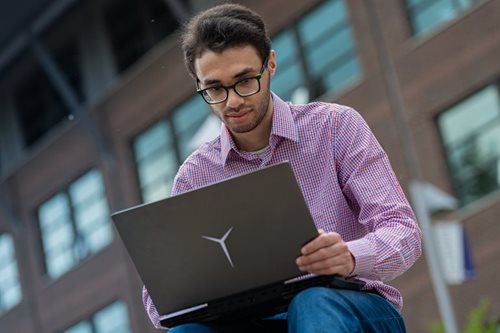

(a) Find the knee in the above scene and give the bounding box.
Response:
[288,287,333,315]
[288,287,359,320]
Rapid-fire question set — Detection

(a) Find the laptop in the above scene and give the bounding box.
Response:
[111,161,365,328]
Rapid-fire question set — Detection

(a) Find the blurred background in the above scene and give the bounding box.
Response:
[0,0,499,332]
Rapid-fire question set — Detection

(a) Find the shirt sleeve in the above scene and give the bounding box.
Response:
[142,172,193,329]
[333,107,422,282]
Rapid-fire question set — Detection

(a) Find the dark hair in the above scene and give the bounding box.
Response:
[181,4,272,79]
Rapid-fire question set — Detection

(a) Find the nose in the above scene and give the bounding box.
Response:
[226,88,244,109]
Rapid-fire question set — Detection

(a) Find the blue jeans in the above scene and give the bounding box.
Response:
[168,287,406,332]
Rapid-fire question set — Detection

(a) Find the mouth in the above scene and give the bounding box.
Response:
[226,109,251,119]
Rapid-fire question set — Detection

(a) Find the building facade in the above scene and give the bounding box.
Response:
[0,0,499,332]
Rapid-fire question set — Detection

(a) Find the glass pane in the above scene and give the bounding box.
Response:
[271,30,304,101]
[180,115,221,161]
[39,194,76,278]
[134,121,172,161]
[137,151,177,187]
[44,221,74,252]
[47,250,75,278]
[71,171,112,255]
[0,234,14,264]
[134,121,179,202]
[85,224,114,253]
[456,159,499,205]
[324,56,361,93]
[74,200,107,231]
[0,263,16,285]
[1,285,22,310]
[142,178,173,203]
[476,124,500,162]
[69,170,103,205]
[272,62,304,102]
[272,30,298,65]
[306,27,353,76]
[64,321,93,333]
[457,0,474,8]
[94,302,131,333]
[172,96,220,160]
[438,85,500,205]
[298,0,346,46]
[0,234,22,313]
[439,85,500,146]
[412,0,457,35]
[172,96,209,135]
[38,193,70,229]
[298,0,360,97]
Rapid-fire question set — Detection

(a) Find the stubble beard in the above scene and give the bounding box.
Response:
[215,89,271,134]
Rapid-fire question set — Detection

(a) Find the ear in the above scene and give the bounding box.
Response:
[268,49,277,77]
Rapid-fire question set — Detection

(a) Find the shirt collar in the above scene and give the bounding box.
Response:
[220,92,299,164]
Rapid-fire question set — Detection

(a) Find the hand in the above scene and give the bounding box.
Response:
[296,230,355,277]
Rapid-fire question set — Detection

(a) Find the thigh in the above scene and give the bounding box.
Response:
[287,287,406,333]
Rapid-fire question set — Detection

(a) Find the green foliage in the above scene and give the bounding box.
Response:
[429,321,445,333]
[428,298,498,333]
[463,299,497,333]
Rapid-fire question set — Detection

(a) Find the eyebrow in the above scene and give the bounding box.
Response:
[202,66,256,86]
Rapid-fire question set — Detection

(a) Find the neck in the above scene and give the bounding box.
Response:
[232,98,274,152]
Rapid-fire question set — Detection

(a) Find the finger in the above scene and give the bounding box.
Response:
[296,242,345,266]
[314,260,354,276]
[299,258,353,276]
[298,256,337,271]
[299,260,347,276]
[301,232,340,255]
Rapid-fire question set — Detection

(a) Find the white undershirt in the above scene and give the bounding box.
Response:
[249,145,270,159]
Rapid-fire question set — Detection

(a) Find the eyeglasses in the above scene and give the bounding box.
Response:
[196,57,269,104]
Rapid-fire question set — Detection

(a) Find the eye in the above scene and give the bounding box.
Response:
[206,86,224,93]
[237,78,254,87]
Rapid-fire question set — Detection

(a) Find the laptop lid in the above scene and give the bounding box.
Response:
[111,161,319,316]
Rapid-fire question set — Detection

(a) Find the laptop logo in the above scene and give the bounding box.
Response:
[202,227,235,268]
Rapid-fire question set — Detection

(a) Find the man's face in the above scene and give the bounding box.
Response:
[194,46,275,135]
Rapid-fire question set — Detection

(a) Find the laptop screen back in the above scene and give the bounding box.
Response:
[112,162,318,315]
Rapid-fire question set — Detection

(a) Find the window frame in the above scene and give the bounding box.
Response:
[270,0,361,102]
[435,82,500,206]
[0,232,23,315]
[36,168,113,280]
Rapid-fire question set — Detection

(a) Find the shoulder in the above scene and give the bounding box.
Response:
[172,136,222,194]
[290,100,357,121]
[288,100,363,132]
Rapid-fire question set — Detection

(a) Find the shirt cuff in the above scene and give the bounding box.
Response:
[346,237,376,278]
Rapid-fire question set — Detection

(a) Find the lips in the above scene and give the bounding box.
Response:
[226,110,251,120]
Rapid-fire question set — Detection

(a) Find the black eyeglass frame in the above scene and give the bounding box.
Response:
[196,57,269,105]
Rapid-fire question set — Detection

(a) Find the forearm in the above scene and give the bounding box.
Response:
[347,215,422,281]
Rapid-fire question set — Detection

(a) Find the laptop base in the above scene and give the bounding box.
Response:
[160,275,365,328]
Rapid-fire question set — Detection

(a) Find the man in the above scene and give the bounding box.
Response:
[143,3,422,332]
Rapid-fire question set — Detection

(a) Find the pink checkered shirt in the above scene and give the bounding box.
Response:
[142,93,422,328]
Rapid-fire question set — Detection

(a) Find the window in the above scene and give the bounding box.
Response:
[405,0,476,36]
[63,301,131,333]
[13,66,71,147]
[134,96,218,202]
[437,85,500,205]
[0,233,22,314]
[38,170,113,279]
[171,96,217,161]
[272,0,360,102]
[104,0,179,72]
[134,121,178,203]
